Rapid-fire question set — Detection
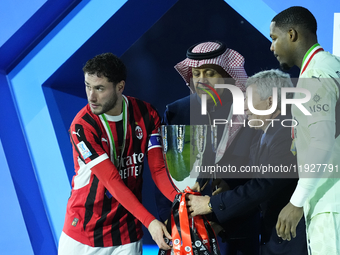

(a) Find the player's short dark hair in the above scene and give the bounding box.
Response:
[272,6,317,35]
[83,52,127,84]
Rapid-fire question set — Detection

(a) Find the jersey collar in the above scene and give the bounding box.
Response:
[300,43,324,75]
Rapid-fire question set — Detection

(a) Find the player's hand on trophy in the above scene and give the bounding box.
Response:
[148,219,172,250]
[186,194,211,217]
[212,179,230,196]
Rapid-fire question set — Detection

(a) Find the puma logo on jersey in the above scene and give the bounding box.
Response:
[102,138,108,143]
[312,75,322,81]
[72,129,81,137]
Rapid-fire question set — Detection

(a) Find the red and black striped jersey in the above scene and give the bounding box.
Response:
[62,95,177,247]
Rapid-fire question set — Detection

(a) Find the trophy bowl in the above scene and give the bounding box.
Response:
[161,125,217,191]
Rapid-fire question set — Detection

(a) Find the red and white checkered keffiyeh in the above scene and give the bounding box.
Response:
[175,41,247,154]
[174,41,248,92]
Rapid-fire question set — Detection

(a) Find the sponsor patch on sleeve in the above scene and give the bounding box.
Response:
[77,141,92,159]
[148,133,162,150]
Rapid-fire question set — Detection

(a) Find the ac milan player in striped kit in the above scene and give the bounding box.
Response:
[58,53,178,255]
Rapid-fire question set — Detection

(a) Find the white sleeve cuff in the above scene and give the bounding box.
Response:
[290,184,311,207]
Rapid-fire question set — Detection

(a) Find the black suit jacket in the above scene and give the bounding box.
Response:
[211,115,299,241]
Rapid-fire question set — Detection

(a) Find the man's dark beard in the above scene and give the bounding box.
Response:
[101,93,118,115]
[91,93,118,115]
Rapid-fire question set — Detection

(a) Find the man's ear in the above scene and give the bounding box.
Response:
[288,28,298,42]
[267,96,273,108]
[117,80,125,92]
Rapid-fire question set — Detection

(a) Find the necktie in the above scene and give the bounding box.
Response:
[260,132,266,146]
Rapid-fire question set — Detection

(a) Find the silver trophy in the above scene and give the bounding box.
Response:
[161,125,217,191]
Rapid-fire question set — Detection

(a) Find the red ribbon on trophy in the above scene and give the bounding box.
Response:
[158,187,221,255]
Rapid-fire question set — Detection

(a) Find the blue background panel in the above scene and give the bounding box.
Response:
[0,0,46,46]
[0,73,57,254]
[0,139,34,255]
[0,0,82,72]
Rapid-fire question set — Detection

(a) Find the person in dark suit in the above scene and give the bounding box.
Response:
[155,41,261,255]
[187,69,308,255]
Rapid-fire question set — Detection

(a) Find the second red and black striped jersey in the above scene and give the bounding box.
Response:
[62,95,177,247]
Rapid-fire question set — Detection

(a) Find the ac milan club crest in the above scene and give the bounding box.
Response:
[135,125,143,139]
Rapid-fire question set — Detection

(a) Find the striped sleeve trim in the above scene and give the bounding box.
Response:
[73,154,109,190]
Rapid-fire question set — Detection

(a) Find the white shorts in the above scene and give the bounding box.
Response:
[306,212,340,255]
[58,231,143,255]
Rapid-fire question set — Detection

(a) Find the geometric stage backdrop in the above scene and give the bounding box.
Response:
[0,0,339,254]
